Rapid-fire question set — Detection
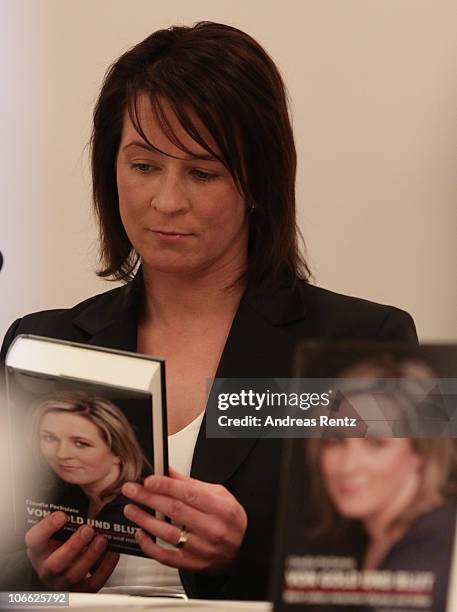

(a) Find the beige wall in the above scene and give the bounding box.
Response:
[1,0,456,342]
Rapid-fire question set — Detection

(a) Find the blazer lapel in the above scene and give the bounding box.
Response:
[191,285,307,484]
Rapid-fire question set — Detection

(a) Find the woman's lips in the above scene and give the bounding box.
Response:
[335,481,368,495]
[151,229,192,241]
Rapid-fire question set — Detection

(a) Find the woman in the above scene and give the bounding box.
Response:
[307,369,457,611]
[33,391,149,526]
[0,22,416,599]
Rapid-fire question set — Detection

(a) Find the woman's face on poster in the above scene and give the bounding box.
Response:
[319,437,422,522]
[39,412,120,489]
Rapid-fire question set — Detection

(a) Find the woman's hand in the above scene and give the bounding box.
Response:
[25,511,119,591]
[122,467,247,575]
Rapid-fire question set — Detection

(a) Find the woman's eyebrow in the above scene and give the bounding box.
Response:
[122,140,154,152]
[122,140,219,162]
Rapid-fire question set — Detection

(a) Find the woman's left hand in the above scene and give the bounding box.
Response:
[121,467,247,575]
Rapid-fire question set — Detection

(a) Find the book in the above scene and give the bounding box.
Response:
[4,334,167,556]
[272,342,457,612]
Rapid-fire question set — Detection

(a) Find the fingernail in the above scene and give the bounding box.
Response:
[123,482,139,496]
[123,504,137,519]
[53,512,68,527]
[80,525,95,543]
[94,536,107,552]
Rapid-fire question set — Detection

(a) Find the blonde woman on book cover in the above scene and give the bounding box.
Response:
[0,22,417,599]
[307,358,457,612]
[32,391,150,528]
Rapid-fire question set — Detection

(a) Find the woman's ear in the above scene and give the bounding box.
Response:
[113,454,121,465]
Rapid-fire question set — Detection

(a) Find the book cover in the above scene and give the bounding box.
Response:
[272,343,457,612]
[5,335,167,557]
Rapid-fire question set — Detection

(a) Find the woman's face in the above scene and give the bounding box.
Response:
[39,412,120,490]
[319,438,422,523]
[116,95,249,280]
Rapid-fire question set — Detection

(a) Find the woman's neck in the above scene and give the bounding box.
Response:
[141,265,246,328]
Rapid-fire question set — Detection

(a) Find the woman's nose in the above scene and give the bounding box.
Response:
[56,442,74,459]
[151,173,189,214]
[339,442,361,474]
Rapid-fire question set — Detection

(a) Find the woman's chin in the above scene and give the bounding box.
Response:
[141,255,200,276]
[332,500,372,520]
[55,471,84,485]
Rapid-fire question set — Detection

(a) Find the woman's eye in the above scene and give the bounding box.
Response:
[365,438,387,449]
[74,441,91,449]
[130,163,156,174]
[40,434,56,443]
[190,169,217,182]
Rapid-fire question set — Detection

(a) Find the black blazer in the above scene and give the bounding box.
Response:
[0,280,417,600]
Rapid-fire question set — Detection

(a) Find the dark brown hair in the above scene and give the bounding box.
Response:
[91,21,310,289]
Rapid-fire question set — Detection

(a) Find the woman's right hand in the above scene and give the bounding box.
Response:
[25,511,119,591]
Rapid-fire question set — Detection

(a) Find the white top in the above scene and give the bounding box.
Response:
[101,411,205,595]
